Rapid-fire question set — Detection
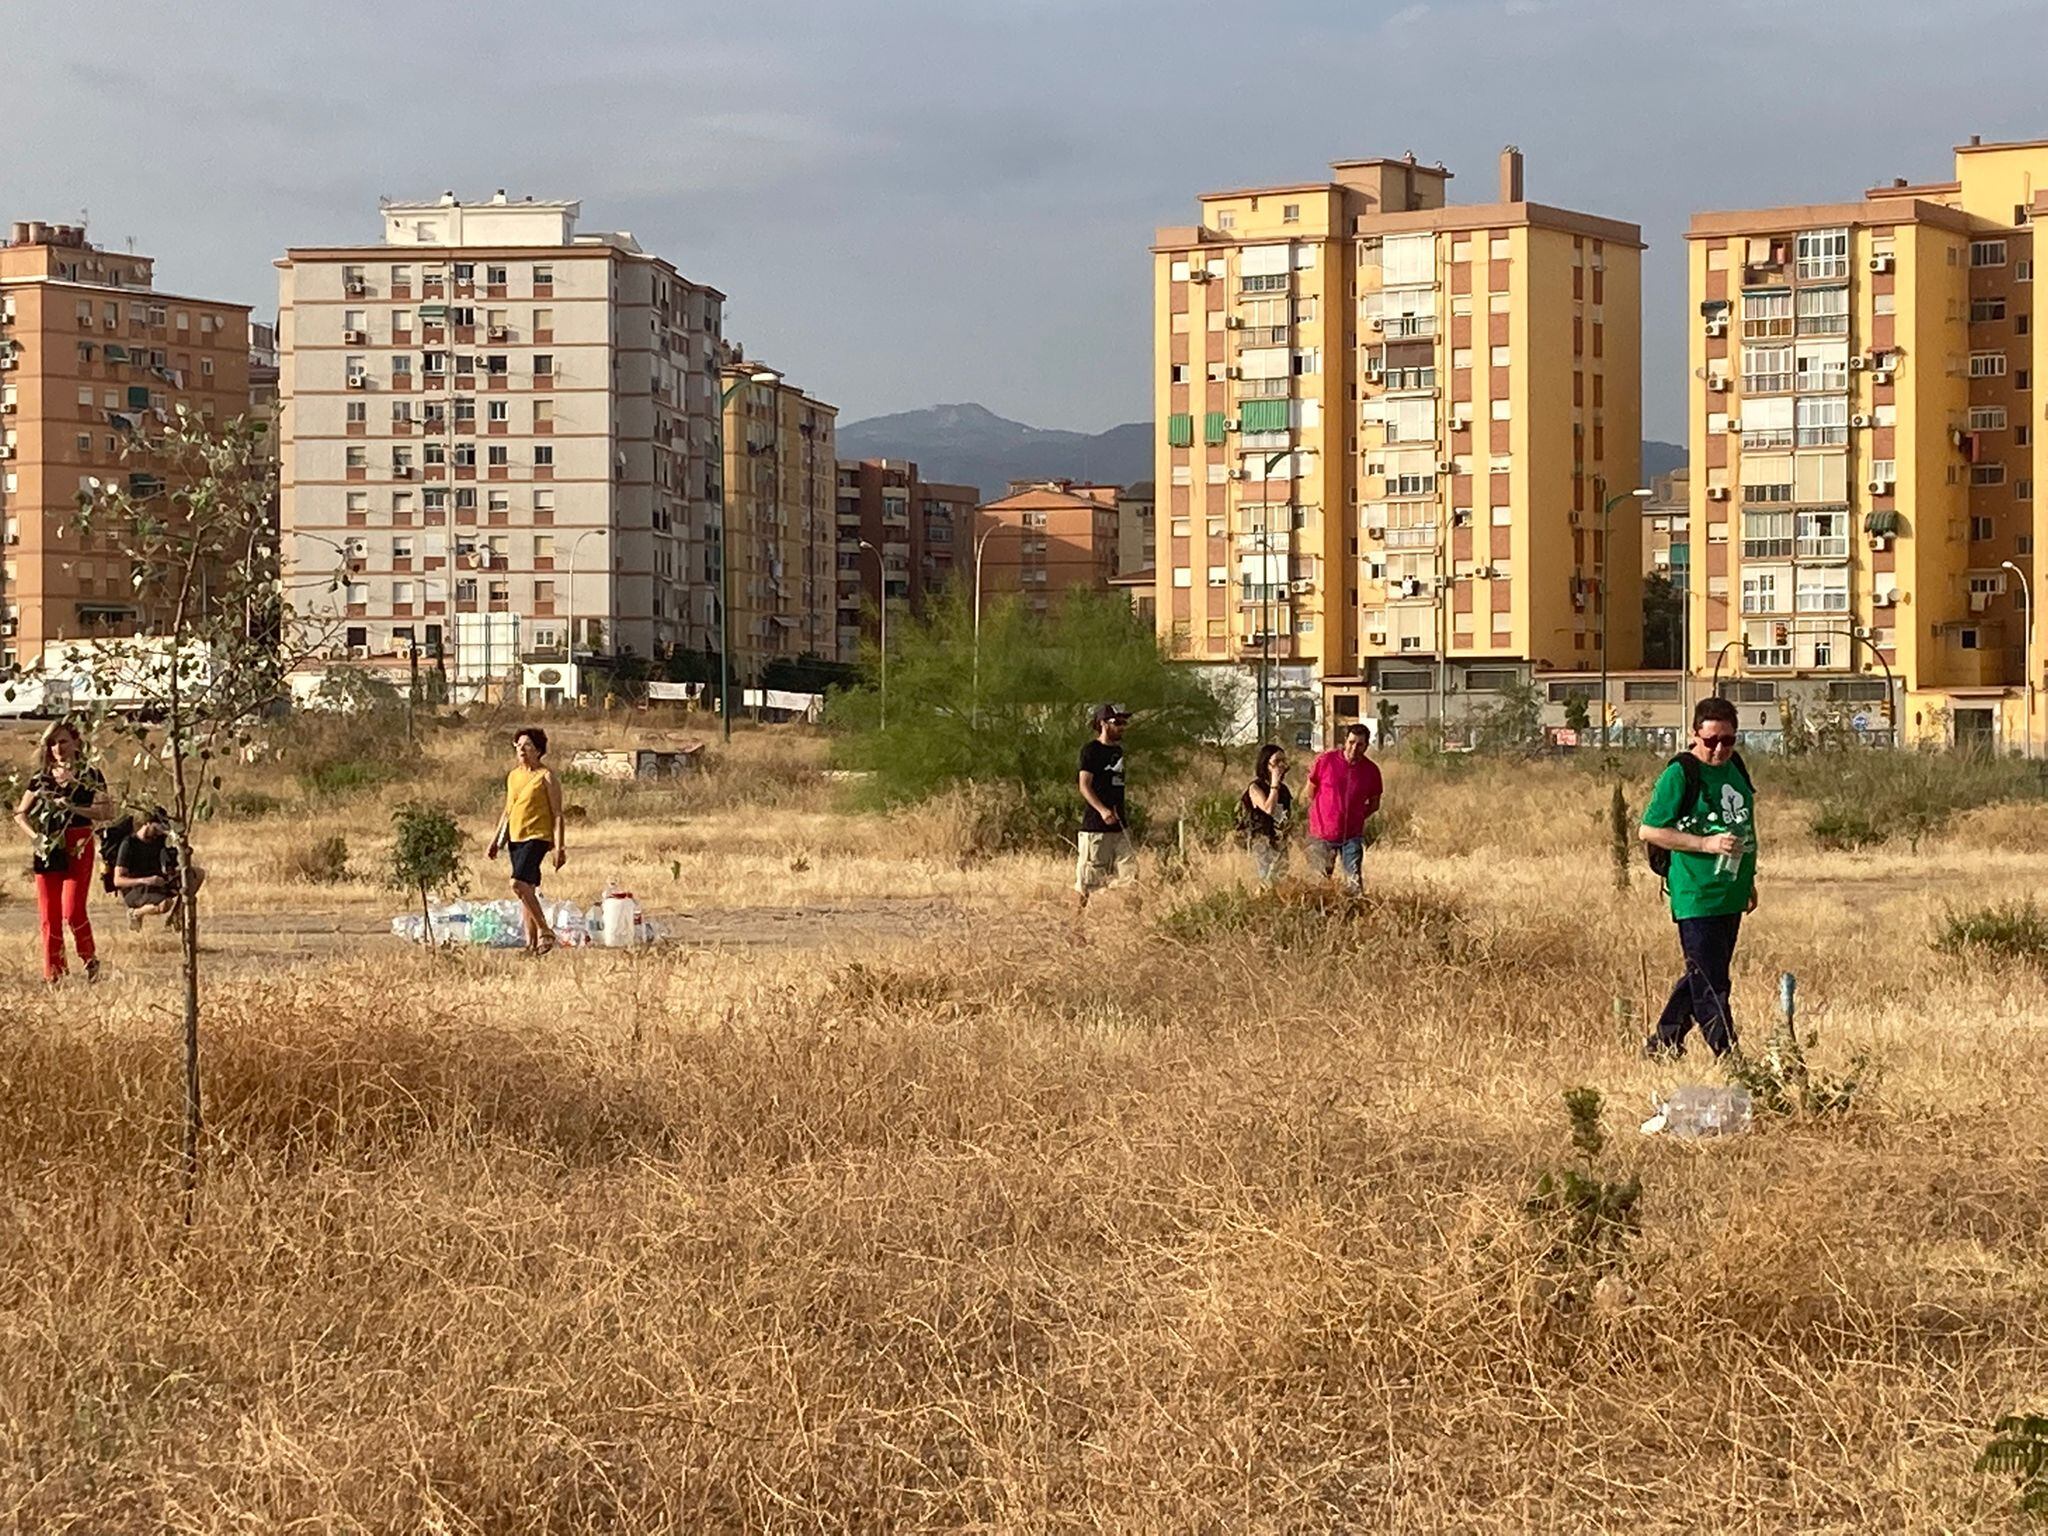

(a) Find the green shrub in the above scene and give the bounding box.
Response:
[1934,900,2048,967]
[1157,882,1466,957]
[1182,788,1243,849]
[296,757,404,799]
[1809,802,1886,850]
[1978,1413,2048,1514]
[829,589,1230,818]
[1524,1087,1641,1274]
[209,789,283,821]
[280,833,352,885]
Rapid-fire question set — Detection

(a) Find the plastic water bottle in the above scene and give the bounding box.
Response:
[556,902,587,947]
[442,908,470,948]
[1641,1084,1753,1138]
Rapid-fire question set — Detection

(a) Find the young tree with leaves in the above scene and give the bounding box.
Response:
[68,408,333,1217]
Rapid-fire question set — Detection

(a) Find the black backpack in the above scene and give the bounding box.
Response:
[97,814,135,895]
[1646,752,1753,882]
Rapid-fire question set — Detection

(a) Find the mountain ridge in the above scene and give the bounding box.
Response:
[838,404,1687,502]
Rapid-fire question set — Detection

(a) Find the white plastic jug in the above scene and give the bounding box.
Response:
[601,891,641,948]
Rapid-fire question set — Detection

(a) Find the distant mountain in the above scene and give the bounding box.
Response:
[1642,440,1687,477]
[835,404,1150,501]
[838,404,1690,502]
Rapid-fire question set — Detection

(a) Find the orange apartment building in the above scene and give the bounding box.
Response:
[1689,135,2048,749]
[974,480,1121,613]
[0,221,251,668]
[1151,149,1642,742]
[833,458,975,662]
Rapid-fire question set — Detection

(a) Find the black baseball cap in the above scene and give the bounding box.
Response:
[1091,701,1131,724]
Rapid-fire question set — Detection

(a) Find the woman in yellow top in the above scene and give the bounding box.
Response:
[487,726,567,955]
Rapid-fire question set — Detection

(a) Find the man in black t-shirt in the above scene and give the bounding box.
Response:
[1075,702,1135,907]
[113,812,204,928]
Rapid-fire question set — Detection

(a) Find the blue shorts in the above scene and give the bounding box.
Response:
[508,839,550,887]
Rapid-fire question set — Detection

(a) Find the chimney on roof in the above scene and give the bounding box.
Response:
[8,222,26,245]
[1500,145,1525,203]
[1894,176,1909,188]
[1970,134,1983,146]
[440,190,457,206]
[492,188,508,204]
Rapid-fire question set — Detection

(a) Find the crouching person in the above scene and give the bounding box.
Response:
[113,809,204,929]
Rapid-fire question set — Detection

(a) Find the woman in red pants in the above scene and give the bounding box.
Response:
[14,722,112,983]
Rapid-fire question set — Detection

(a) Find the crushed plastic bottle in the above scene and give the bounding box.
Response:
[1640,1083,1753,1139]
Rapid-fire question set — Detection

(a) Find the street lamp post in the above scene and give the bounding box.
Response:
[1710,638,1746,701]
[2004,559,2034,758]
[1252,448,1290,745]
[972,521,999,730]
[859,538,887,727]
[1597,481,1654,749]
[715,366,781,741]
[561,527,603,703]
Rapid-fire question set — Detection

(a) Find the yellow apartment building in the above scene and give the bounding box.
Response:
[1688,135,2048,749]
[719,359,837,682]
[1151,148,1643,744]
[0,221,251,668]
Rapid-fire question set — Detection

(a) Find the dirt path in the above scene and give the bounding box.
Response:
[0,895,980,971]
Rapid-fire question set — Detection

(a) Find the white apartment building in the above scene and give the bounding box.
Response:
[278,193,724,696]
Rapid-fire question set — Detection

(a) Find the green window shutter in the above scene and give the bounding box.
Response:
[1203,411,1227,445]
[1167,413,1194,448]
[1241,398,1290,434]
[127,386,152,409]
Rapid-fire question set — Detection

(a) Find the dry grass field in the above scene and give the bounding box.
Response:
[2,719,2046,1531]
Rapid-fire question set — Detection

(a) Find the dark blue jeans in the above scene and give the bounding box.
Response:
[1652,913,1742,1056]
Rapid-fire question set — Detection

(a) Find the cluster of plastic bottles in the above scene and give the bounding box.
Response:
[388,885,662,950]
[389,898,591,949]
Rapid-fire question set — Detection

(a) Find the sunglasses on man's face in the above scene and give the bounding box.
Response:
[1697,732,1737,752]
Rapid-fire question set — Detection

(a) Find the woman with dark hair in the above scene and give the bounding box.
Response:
[487,726,565,955]
[1239,742,1293,887]
[14,721,112,982]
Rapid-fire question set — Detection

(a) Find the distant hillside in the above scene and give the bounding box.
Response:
[1642,440,1686,477]
[838,405,1688,501]
[835,404,1150,501]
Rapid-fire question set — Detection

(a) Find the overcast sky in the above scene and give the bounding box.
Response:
[7,0,2046,441]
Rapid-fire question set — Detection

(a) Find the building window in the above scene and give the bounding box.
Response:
[1795,286,1848,336]
[1970,352,2009,378]
[1739,289,1792,339]
[1281,203,1300,224]
[1971,464,2008,487]
[1971,296,2008,324]
[486,445,509,467]
[1741,510,1793,559]
[1795,508,1848,559]
[1969,406,2009,431]
[1972,240,2009,268]
[1971,515,1996,541]
[487,400,509,423]
[1794,395,1848,446]
[1742,345,1792,393]
[2019,480,2035,502]
[533,445,553,468]
[1795,229,1848,280]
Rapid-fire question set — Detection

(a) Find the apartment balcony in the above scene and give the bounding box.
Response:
[1369,314,1438,342]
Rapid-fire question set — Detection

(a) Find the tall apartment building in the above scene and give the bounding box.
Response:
[976,481,1120,612]
[1689,136,2048,748]
[1117,480,1156,577]
[719,356,837,680]
[832,458,975,662]
[277,194,723,697]
[1151,149,1643,740]
[0,222,251,668]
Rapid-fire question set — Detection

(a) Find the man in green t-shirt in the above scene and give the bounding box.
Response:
[1638,696,1758,1058]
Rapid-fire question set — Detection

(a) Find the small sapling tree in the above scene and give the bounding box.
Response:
[67,409,333,1219]
[389,802,468,951]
